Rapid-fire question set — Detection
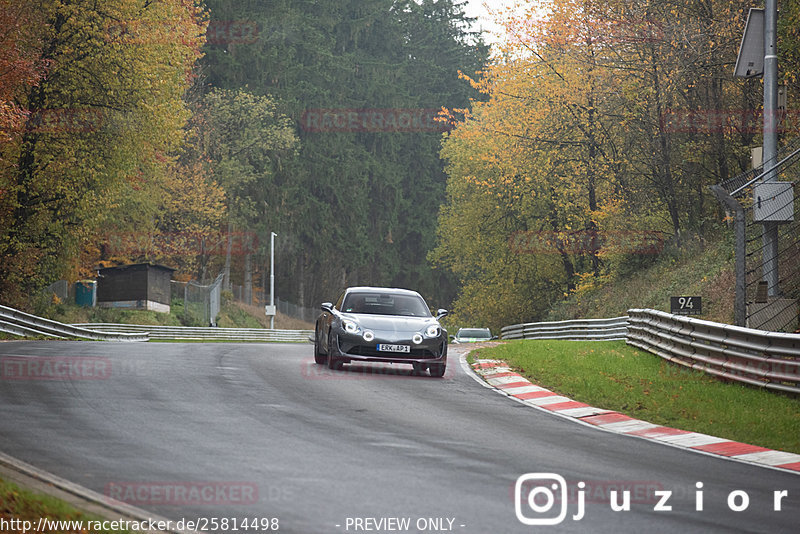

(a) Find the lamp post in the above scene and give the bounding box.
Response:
[270,231,276,330]
[762,0,779,296]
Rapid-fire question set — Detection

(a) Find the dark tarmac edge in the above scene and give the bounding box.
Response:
[0,451,199,534]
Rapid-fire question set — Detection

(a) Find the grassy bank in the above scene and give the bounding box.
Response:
[474,340,800,454]
[546,235,735,324]
[0,299,313,341]
[0,477,131,534]
[32,299,313,331]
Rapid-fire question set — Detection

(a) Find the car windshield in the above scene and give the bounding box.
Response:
[342,292,431,317]
[458,328,491,338]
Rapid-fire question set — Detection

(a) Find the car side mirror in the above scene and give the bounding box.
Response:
[436,309,448,319]
[321,302,334,313]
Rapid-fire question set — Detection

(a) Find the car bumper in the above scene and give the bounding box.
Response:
[334,332,447,364]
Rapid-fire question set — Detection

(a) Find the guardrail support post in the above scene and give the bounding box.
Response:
[709,185,746,327]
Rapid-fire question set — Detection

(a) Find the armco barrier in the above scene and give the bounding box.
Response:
[626,308,800,394]
[500,310,800,394]
[71,323,312,343]
[500,316,628,341]
[0,305,148,342]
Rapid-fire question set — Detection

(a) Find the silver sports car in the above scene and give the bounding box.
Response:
[314,286,448,377]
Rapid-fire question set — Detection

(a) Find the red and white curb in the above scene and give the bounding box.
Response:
[469,358,800,475]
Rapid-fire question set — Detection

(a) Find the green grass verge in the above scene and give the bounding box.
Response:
[476,340,800,454]
[215,303,266,328]
[35,300,187,327]
[33,298,313,331]
[0,476,132,533]
[546,235,737,325]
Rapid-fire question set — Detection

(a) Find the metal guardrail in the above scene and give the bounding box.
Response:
[500,310,800,394]
[71,323,313,343]
[501,316,629,341]
[0,305,148,342]
[626,308,800,394]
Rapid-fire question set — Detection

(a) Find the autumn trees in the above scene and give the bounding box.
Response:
[432,0,780,330]
[201,0,487,308]
[0,0,488,312]
[187,89,298,294]
[0,0,211,306]
[0,0,45,142]
[6,0,789,330]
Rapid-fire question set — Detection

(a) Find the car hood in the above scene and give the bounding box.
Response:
[341,313,439,333]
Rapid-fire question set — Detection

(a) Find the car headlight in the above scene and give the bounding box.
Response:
[412,333,423,344]
[363,330,374,342]
[343,319,359,334]
[425,324,440,338]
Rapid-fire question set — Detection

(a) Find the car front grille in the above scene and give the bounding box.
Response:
[345,345,437,359]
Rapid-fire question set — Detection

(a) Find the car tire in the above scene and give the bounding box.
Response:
[313,327,327,365]
[327,332,344,370]
[428,362,446,378]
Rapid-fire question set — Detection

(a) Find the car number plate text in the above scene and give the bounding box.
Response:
[377,344,411,353]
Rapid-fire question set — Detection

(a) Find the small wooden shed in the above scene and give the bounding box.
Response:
[96,263,175,313]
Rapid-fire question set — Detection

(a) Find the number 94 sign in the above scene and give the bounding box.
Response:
[670,296,702,315]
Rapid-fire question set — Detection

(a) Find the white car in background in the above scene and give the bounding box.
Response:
[452,327,493,343]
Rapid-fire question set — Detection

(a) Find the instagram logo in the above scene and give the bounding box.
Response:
[515,473,584,525]
[514,474,792,523]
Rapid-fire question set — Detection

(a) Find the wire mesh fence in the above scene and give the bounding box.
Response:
[227,283,316,323]
[42,280,70,302]
[231,284,252,305]
[275,297,316,323]
[170,280,187,301]
[718,137,800,332]
[744,181,800,331]
[184,273,224,326]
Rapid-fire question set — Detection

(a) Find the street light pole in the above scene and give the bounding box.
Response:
[762,0,779,296]
[270,231,276,330]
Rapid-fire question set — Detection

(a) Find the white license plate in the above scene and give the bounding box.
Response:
[377,344,411,353]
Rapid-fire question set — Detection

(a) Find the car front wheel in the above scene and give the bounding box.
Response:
[314,327,327,365]
[327,332,344,370]
[429,362,446,378]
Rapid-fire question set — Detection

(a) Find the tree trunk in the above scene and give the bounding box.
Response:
[223,221,232,291]
[298,255,306,320]
[650,47,681,241]
[243,252,252,304]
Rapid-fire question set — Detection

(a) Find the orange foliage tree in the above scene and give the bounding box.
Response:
[433,0,763,325]
[0,0,209,308]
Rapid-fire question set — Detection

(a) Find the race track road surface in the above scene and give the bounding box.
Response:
[0,340,797,533]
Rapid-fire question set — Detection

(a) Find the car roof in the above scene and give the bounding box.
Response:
[344,286,423,298]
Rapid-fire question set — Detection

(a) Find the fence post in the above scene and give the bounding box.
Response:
[709,185,747,327]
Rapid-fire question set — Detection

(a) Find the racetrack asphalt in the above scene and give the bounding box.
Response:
[0,340,797,533]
